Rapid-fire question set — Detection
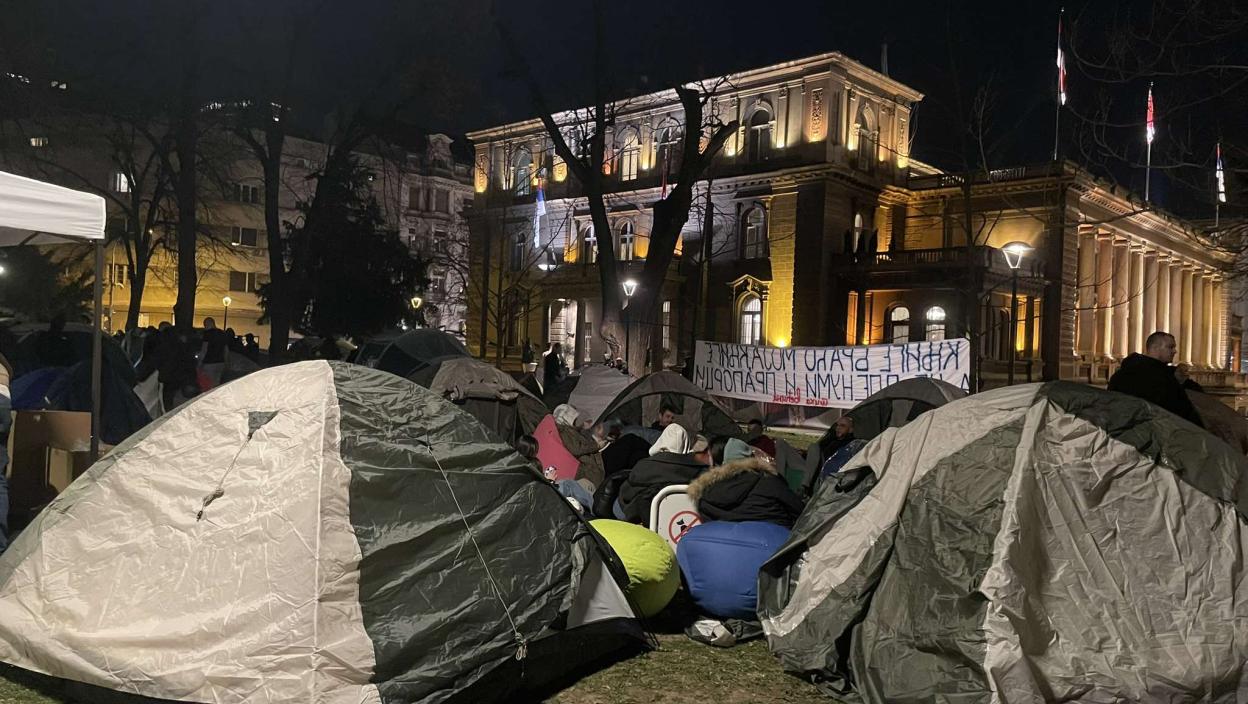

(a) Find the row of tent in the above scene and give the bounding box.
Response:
[0,326,1244,702]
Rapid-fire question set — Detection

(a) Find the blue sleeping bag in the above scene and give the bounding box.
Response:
[676,521,791,620]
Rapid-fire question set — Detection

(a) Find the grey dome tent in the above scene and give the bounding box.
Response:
[0,361,643,703]
[374,329,469,378]
[597,371,742,439]
[759,381,1248,703]
[813,376,965,468]
[407,355,548,443]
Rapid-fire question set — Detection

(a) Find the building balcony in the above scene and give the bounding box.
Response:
[830,246,1046,290]
[907,163,1065,190]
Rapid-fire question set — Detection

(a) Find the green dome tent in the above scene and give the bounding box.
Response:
[0,361,642,703]
[407,354,548,443]
[759,381,1248,703]
[597,371,742,439]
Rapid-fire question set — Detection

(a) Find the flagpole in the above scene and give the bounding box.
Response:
[1145,140,1152,202]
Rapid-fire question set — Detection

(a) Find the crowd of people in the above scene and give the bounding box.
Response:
[512,400,808,531]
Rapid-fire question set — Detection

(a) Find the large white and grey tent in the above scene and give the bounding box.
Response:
[759,381,1248,703]
[0,361,643,703]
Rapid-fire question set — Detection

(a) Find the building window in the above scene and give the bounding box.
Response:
[435,189,450,213]
[512,148,532,196]
[581,223,597,264]
[618,220,635,261]
[510,233,525,271]
[232,183,260,204]
[231,226,259,247]
[742,206,768,259]
[29,136,48,147]
[111,172,132,193]
[618,129,640,181]
[655,120,683,178]
[408,187,425,211]
[746,108,773,161]
[925,306,946,341]
[108,263,128,286]
[229,271,258,293]
[888,305,910,344]
[739,295,763,345]
[662,300,672,355]
[582,316,594,365]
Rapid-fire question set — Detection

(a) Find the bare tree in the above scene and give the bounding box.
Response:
[498,0,737,373]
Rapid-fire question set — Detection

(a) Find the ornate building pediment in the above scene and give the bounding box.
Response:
[727,274,771,300]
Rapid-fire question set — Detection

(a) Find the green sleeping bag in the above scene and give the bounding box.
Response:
[590,519,679,617]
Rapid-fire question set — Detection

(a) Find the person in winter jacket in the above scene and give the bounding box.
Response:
[615,424,710,523]
[688,438,804,527]
[1107,331,1202,427]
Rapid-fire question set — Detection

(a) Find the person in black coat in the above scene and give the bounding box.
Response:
[615,424,710,523]
[1107,331,1202,427]
[688,438,804,527]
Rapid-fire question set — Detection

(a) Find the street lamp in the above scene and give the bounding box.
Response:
[1001,242,1032,386]
[222,296,232,330]
[622,279,638,370]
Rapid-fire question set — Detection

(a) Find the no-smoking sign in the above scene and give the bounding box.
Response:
[667,511,701,543]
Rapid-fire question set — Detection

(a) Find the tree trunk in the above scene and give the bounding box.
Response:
[125,259,147,331]
[172,8,199,330]
[263,129,290,360]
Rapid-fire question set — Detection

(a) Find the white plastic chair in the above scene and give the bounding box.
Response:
[648,484,702,551]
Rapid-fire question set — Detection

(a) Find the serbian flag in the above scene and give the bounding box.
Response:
[532,176,546,246]
[1146,85,1156,144]
[1216,142,1227,203]
[1056,10,1067,106]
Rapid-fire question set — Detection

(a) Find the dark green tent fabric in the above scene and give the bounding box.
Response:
[597,371,743,439]
[759,381,1248,703]
[406,355,548,443]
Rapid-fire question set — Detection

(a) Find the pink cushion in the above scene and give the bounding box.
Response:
[534,415,580,481]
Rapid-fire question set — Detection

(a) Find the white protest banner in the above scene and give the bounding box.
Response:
[693,339,970,408]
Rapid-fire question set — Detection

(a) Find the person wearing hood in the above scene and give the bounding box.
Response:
[615,424,710,523]
[689,438,804,527]
[1108,331,1202,427]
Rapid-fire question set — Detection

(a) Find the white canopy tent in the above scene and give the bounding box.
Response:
[0,170,108,459]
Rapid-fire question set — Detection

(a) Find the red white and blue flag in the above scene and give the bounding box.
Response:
[532,175,546,246]
[1216,143,1227,204]
[1056,10,1067,106]
[1146,85,1156,145]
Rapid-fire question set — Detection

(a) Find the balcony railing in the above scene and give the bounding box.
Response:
[907,163,1064,190]
[831,246,1045,277]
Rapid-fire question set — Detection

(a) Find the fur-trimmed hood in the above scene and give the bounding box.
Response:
[688,456,776,504]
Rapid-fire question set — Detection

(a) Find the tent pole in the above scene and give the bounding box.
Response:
[91,239,103,464]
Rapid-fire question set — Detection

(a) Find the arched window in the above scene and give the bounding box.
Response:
[739,295,763,345]
[618,129,640,181]
[925,306,946,341]
[856,107,877,173]
[512,147,532,196]
[888,306,910,344]
[581,223,597,264]
[746,108,773,161]
[742,206,768,259]
[655,119,683,178]
[618,220,635,261]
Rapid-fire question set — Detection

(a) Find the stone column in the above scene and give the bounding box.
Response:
[1128,246,1145,353]
[1180,266,1194,363]
[1155,256,1170,335]
[1142,252,1158,339]
[1213,278,1225,368]
[1193,273,1206,366]
[1076,230,1098,356]
[1204,273,1216,367]
[1169,264,1183,343]
[1095,235,1114,357]
[1112,238,1130,358]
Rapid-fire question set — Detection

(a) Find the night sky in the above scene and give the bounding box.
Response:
[4,0,1240,216]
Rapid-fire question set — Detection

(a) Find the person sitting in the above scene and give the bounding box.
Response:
[688,438,804,528]
[650,401,680,430]
[744,419,777,458]
[1108,331,1202,426]
[816,414,856,466]
[615,424,711,523]
[551,404,606,491]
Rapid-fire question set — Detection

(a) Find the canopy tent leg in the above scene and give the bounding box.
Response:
[90,239,103,463]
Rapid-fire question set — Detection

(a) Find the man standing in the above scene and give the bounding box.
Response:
[1108,331,1202,426]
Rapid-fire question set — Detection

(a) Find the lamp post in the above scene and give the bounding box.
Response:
[622,279,638,371]
[1001,242,1032,386]
[222,296,232,330]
